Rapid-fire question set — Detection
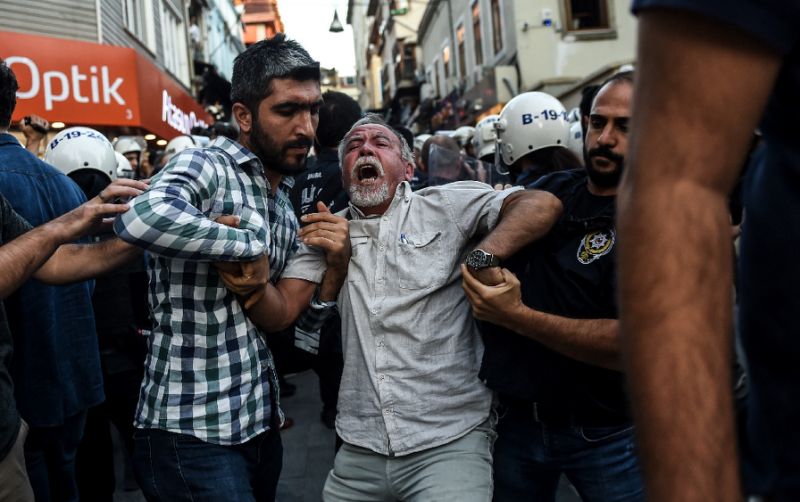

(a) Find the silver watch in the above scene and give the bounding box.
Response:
[465,249,500,269]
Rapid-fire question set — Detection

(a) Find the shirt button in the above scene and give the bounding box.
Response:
[379,374,385,381]
[382,216,389,222]
[378,244,385,251]
[383,409,390,414]
[370,308,378,315]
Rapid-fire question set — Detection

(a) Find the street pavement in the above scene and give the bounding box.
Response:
[113,368,580,501]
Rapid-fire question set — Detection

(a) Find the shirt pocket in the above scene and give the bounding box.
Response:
[397,231,446,290]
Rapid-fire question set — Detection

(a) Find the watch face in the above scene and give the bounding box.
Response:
[467,249,490,269]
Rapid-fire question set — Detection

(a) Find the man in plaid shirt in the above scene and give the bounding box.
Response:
[114,34,345,501]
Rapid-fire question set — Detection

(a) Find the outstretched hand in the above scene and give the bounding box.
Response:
[52,178,148,241]
[299,201,351,272]
[461,264,523,327]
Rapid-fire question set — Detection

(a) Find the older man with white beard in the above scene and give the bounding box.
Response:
[244,114,561,501]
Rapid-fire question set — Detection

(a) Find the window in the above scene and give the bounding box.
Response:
[490,0,503,55]
[456,24,466,79]
[472,1,483,66]
[160,2,190,84]
[123,0,156,50]
[564,0,610,31]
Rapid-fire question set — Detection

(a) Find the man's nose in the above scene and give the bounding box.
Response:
[294,110,315,139]
[597,124,617,147]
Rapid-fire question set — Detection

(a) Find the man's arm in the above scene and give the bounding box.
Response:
[115,150,269,262]
[217,202,350,333]
[477,189,562,260]
[462,265,619,370]
[34,238,141,284]
[0,179,147,298]
[618,10,781,502]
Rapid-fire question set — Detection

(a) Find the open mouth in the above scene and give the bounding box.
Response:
[358,165,379,181]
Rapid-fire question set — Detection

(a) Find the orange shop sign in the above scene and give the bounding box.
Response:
[1,31,211,139]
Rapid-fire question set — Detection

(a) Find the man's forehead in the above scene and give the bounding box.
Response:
[591,82,632,117]
[268,78,321,101]
[346,124,395,140]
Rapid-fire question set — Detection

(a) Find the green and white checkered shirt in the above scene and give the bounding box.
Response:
[114,136,298,445]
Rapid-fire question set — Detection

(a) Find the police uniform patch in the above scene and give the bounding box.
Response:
[577,228,615,264]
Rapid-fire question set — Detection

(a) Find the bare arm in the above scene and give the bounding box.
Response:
[478,189,562,260]
[35,238,142,284]
[0,179,147,298]
[618,10,781,502]
[462,265,619,370]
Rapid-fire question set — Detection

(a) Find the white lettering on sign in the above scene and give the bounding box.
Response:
[161,90,208,135]
[6,57,126,111]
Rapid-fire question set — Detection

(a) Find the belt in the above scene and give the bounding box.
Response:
[498,394,630,428]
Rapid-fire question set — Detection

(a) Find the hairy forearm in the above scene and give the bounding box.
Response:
[503,303,620,370]
[479,190,561,259]
[243,278,316,332]
[36,238,142,284]
[0,225,62,298]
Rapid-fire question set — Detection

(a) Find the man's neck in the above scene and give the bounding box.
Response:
[587,180,618,197]
[266,171,283,195]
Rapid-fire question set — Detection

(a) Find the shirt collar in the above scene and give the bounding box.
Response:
[210,136,295,191]
[0,133,22,148]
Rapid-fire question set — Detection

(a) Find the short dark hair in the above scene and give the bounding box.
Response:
[230,33,320,115]
[0,59,19,129]
[316,91,362,149]
[601,70,634,89]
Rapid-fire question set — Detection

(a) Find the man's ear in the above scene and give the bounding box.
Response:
[405,161,415,181]
[232,103,252,134]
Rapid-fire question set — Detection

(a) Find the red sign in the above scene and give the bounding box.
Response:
[1,31,212,140]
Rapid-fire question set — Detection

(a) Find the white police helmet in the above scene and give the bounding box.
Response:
[452,126,476,149]
[567,121,584,162]
[45,127,117,182]
[115,152,135,179]
[113,136,143,156]
[494,92,570,166]
[163,135,209,163]
[473,114,499,160]
[413,134,432,152]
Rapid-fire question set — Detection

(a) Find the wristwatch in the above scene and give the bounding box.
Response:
[465,249,500,269]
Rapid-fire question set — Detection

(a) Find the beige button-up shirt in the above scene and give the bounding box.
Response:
[283,181,521,455]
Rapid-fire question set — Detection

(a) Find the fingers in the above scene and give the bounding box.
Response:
[316,201,331,213]
[96,180,148,203]
[213,261,241,274]
[215,215,240,228]
[298,220,345,238]
[301,212,345,225]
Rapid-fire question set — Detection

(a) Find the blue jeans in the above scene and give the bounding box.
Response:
[24,410,87,502]
[132,427,282,501]
[493,404,644,502]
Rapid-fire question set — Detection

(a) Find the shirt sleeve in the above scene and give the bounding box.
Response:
[434,181,523,239]
[113,149,269,262]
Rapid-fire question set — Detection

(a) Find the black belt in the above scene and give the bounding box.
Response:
[498,394,630,427]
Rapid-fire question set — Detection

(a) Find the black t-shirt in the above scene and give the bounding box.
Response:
[0,195,32,459]
[289,149,349,217]
[479,170,629,423]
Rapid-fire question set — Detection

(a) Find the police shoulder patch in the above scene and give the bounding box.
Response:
[577,228,615,264]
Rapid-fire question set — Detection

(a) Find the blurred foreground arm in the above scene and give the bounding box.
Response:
[617,9,780,502]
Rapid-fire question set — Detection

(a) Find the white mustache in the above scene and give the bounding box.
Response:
[351,156,385,180]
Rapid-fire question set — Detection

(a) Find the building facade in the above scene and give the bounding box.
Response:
[349,0,637,132]
[0,0,213,144]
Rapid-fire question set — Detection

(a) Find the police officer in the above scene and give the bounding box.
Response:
[463,71,644,501]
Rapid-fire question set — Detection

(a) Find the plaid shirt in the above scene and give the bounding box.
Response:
[114,136,298,445]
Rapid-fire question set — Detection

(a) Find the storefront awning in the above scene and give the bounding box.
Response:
[0,31,212,140]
